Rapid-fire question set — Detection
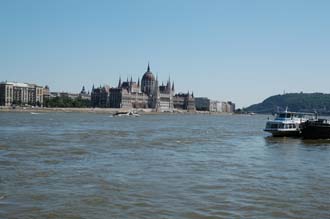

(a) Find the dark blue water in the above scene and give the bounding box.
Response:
[0,112,329,218]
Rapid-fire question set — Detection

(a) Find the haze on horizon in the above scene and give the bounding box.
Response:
[1,0,330,108]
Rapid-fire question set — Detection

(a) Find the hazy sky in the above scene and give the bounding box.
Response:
[1,0,330,108]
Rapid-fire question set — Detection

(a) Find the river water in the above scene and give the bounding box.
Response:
[0,112,329,219]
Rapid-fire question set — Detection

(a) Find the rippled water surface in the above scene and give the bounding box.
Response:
[0,112,329,219]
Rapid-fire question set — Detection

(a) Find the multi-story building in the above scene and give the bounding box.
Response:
[213,101,235,113]
[173,92,196,111]
[195,97,211,111]
[43,85,50,100]
[226,101,236,113]
[210,100,223,112]
[92,64,177,112]
[195,97,236,113]
[0,82,44,106]
[91,85,110,108]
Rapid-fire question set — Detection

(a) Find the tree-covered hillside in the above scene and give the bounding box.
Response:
[246,93,330,114]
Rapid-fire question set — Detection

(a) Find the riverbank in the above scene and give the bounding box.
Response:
[0,107,234,115]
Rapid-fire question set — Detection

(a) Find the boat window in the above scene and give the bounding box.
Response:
[271,124,278,129]
[278,113,293,118]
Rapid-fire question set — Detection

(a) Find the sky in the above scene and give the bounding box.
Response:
[1,0,330,108]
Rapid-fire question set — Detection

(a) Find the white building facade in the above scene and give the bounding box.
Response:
[0,82,44,107]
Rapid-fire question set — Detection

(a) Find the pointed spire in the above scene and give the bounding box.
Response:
[167,76,171,91]
[137,77,140,87]
[155,76,159,95]
[130,76,133,84]
[92,84,95,91]
[172,81,175,92]
[118,77,121,88]
[147,62,150,72]
[156,74,159,88]
[154,74,159,93]
[81,85,86,94]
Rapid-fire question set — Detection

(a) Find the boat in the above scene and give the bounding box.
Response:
[30,112,41,115]
[113,111,140,117]
[264,109,315,137]
[300,118,330,139]
[127,111,140,117]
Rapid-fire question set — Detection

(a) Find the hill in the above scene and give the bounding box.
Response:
[245,93,330,114]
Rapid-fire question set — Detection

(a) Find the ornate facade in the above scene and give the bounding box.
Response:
[173,92,196,111]
[91,64,180,112]
[91,85,110,108]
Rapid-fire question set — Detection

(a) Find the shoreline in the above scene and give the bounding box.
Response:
[0,107,234,115]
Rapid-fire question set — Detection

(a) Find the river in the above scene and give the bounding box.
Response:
[0,112,329,218]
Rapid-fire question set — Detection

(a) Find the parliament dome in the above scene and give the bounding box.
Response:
[141,63,156,96]
[142,64,155,81]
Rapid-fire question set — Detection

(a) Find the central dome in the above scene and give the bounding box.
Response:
[141,63,156,96]
[142,72,155,81]
[142,64,155,81]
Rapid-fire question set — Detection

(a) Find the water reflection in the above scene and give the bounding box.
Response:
[265,135,330,148]
[264,136,302,145]
[301,139,330,147]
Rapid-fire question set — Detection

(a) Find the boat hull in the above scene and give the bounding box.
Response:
[264,129,301,137]
[301,123,330,139]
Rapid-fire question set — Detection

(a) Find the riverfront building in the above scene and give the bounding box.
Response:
[194,97,210,111]
[0,82,44,107]
[173,92,196,111]
[91,64,182,112]
[195,97,235,113]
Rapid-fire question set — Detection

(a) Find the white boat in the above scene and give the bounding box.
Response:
[127,111,140,117]
[30,112,41,115]
[264,109,315,137]
[113,111,140,117]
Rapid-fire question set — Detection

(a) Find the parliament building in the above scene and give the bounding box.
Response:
[91,64,195,112]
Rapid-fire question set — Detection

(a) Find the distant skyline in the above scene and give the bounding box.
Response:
[1,0,330,108]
